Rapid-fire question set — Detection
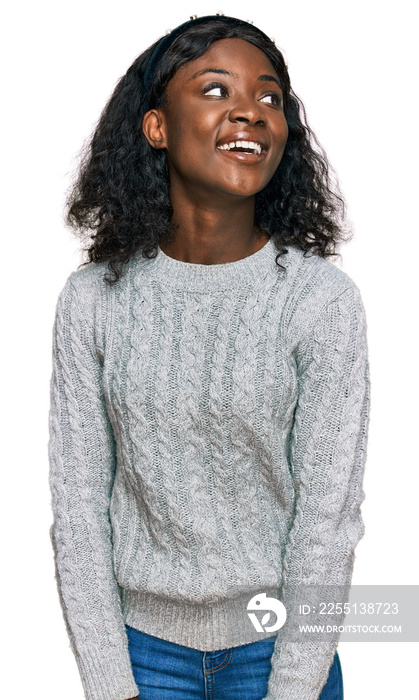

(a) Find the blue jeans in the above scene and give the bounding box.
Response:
[125,624,343,699]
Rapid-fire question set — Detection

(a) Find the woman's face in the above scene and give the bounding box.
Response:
[143,38,289,203]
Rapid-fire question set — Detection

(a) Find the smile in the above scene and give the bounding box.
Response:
[217,140,266,156]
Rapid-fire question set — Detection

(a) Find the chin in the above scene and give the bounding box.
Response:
[217,178,267,198]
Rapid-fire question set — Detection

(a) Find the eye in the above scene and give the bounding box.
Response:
[203,82,229,98]
[260,92,282,106]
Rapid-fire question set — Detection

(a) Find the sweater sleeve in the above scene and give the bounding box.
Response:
[263,284,371,700]
[48,277,139,700]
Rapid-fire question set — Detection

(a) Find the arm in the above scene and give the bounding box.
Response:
[48,277,140,700]
[264,284,371,700]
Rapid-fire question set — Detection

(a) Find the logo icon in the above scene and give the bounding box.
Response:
[247,593,287,632]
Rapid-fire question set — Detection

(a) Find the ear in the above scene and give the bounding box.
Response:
[142,109,167,149]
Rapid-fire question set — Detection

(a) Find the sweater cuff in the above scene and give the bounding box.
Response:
[75,645,139,700]
[262,639,337,700]
[264,679,322,700]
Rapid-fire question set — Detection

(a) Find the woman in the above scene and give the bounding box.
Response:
[48,14,370,700]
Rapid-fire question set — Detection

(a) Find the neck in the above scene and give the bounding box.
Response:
[161,189,269,265]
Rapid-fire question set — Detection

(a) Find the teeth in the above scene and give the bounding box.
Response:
[218,140,263,155]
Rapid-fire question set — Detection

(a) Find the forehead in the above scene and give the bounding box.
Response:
[171,37,279,85]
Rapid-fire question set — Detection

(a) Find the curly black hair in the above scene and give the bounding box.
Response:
[66,17,351,284]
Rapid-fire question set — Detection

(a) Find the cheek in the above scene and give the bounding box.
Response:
[272,119,289,164]
[277,118,289,148]
[165,121,204,163]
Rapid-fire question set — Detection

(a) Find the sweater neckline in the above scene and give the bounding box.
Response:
[141,236,282,292]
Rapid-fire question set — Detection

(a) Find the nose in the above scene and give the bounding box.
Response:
[228,95,265,126]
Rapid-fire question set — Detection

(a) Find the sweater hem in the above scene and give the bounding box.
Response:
[121,586,280,651]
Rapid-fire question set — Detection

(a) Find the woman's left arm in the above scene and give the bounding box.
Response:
[264,283,371,700]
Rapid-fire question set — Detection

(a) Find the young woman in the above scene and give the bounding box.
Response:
[48,14,370,700]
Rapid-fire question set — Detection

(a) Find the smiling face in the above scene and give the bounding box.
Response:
[142,38,289,204]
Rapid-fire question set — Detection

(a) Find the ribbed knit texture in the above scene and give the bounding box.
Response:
[48,236,370,700]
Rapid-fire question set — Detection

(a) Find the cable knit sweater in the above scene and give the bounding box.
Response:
[48,236,370,700]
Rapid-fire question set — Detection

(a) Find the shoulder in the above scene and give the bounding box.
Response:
[285,244,359,295]
[55,261,112,321]
[281,245,367,345]
[284,244,364,307]
[59,261,109,300]
[53,262,115,358]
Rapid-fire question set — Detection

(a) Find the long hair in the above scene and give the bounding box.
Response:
[66,18,350,284]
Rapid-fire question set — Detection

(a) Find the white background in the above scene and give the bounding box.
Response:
[1,0,417,698]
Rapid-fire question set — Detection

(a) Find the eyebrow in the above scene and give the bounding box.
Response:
[187,68,282,89]
[258,73,282,89]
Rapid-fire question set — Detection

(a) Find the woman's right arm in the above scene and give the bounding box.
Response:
[48,275,140,700]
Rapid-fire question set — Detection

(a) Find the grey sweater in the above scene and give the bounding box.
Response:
[48,236,370,700]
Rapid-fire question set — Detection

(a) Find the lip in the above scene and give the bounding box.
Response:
[216,149,267,163]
